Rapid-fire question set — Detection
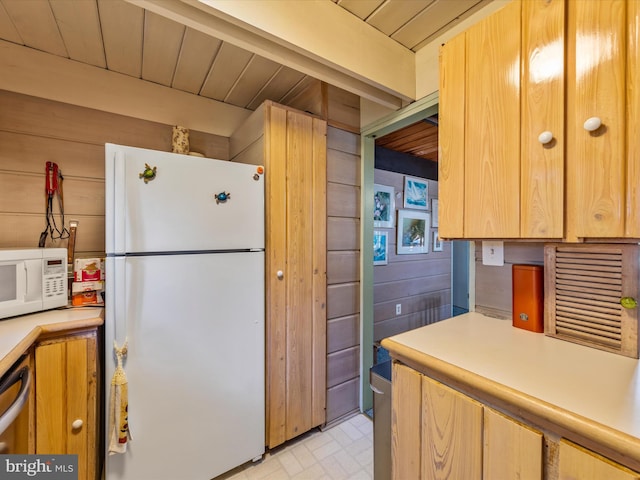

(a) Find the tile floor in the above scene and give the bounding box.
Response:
[217,414,373,480]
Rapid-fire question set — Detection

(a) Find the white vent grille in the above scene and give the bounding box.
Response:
[545,244,639,358]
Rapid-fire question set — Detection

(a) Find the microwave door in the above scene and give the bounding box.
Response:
[23,260,43,304]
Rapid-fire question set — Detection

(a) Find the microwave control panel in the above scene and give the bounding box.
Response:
[43,257,67,300]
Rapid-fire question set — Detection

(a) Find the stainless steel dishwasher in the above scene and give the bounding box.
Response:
[370,359,391,480]
[0,354,32,454]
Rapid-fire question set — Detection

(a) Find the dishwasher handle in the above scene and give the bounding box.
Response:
[0,366,31,436]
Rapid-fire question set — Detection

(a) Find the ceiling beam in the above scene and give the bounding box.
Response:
[126,0,413,110]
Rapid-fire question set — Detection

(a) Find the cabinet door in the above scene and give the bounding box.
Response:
[438,33,466,238]
[464,0,521,238]
[520,0,565,238]
[567,0,627,238]
[627,0,640,237]
[421,375,483,480]
[35,332,97,480]
[391,363,422,480]
[559,439,640,480]
[484,408,543,480]
[265,104,327,448]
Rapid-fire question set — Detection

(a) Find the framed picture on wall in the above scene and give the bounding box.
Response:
[397,210,430,254]
[433,230,443,252]
[431,199,439,227]
[403,176,428,210]
[374,184,395,228]
[373,230,388,265]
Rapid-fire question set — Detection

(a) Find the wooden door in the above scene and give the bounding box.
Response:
[464,0,521,238]
[421,375,483,480]
[483,408,543,480]
[559,439,640,480]
[265,103,327,448]
[35,332,98,480]
[520,0,565,238]
[567,0,627,238]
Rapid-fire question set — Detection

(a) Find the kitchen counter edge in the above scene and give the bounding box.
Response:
[381,312,640,472]
[0,307,104,376]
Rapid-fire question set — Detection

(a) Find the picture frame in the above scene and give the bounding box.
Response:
[403,176,429,210]
[373,184,395,228]
[373,230,388,265]
[431,199,439,227]
[432,230,443,252]
[397,209,430,254]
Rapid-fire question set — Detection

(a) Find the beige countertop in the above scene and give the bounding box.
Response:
[0,306,104,376]
[382,311,640,470]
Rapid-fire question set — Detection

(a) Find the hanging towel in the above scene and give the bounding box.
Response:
[108,340,132,455]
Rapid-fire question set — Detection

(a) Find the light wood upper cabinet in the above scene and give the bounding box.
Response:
[521,0,565,238]
[463,0,521,239]
[35,329,98,480]
[439,0,640,241]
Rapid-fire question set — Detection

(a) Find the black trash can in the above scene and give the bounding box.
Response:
[369,360,391,480]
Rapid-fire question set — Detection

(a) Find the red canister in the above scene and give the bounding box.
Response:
[512,264,544,333]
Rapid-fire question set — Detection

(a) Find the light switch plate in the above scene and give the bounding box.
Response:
[482,241,504,266]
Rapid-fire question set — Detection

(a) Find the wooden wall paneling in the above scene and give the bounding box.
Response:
[327,315,360,353]
[327,282,360,319]
[229,102,265,158]
[374,305,452,341]
[327,182,360,217]
[0,90,229,158]
[310,115,327,431]
[327,148,360,186]
[280,77,323,117]
[326,346,359,388]
[326,84,360,133]
[374,272,451,302]
[0,131,106,178]
[327,251,359,284]
[474,242,544,319]
[327,126,360,156]
[97,0,144,78]
[326,377,359,426]
[327,217,360,250]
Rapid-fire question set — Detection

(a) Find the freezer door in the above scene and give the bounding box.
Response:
[105,252,265,480]
[105,144,264,254]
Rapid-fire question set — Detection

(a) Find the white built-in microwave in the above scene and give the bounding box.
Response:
[0,248,68,320]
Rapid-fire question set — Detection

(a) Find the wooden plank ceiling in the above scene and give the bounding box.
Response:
[0,0,487,159]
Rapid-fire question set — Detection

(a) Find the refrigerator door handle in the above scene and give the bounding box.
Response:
[113,150,127,254]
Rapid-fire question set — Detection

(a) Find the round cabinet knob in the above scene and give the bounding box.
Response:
[0,441,7,453]
[583,116,602,132]
[71,419,84,430]
[538,131,553,145]
[276,270,284,280]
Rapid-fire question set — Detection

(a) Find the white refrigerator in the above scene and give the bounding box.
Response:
[104,144,265,480]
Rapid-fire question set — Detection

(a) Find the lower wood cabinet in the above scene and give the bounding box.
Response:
[392,361,640,480]
[392,362,542,480]
[559,440,640,480]
[35,329,98,480]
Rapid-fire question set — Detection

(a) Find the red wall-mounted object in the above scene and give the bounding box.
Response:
[512,264,544,333]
